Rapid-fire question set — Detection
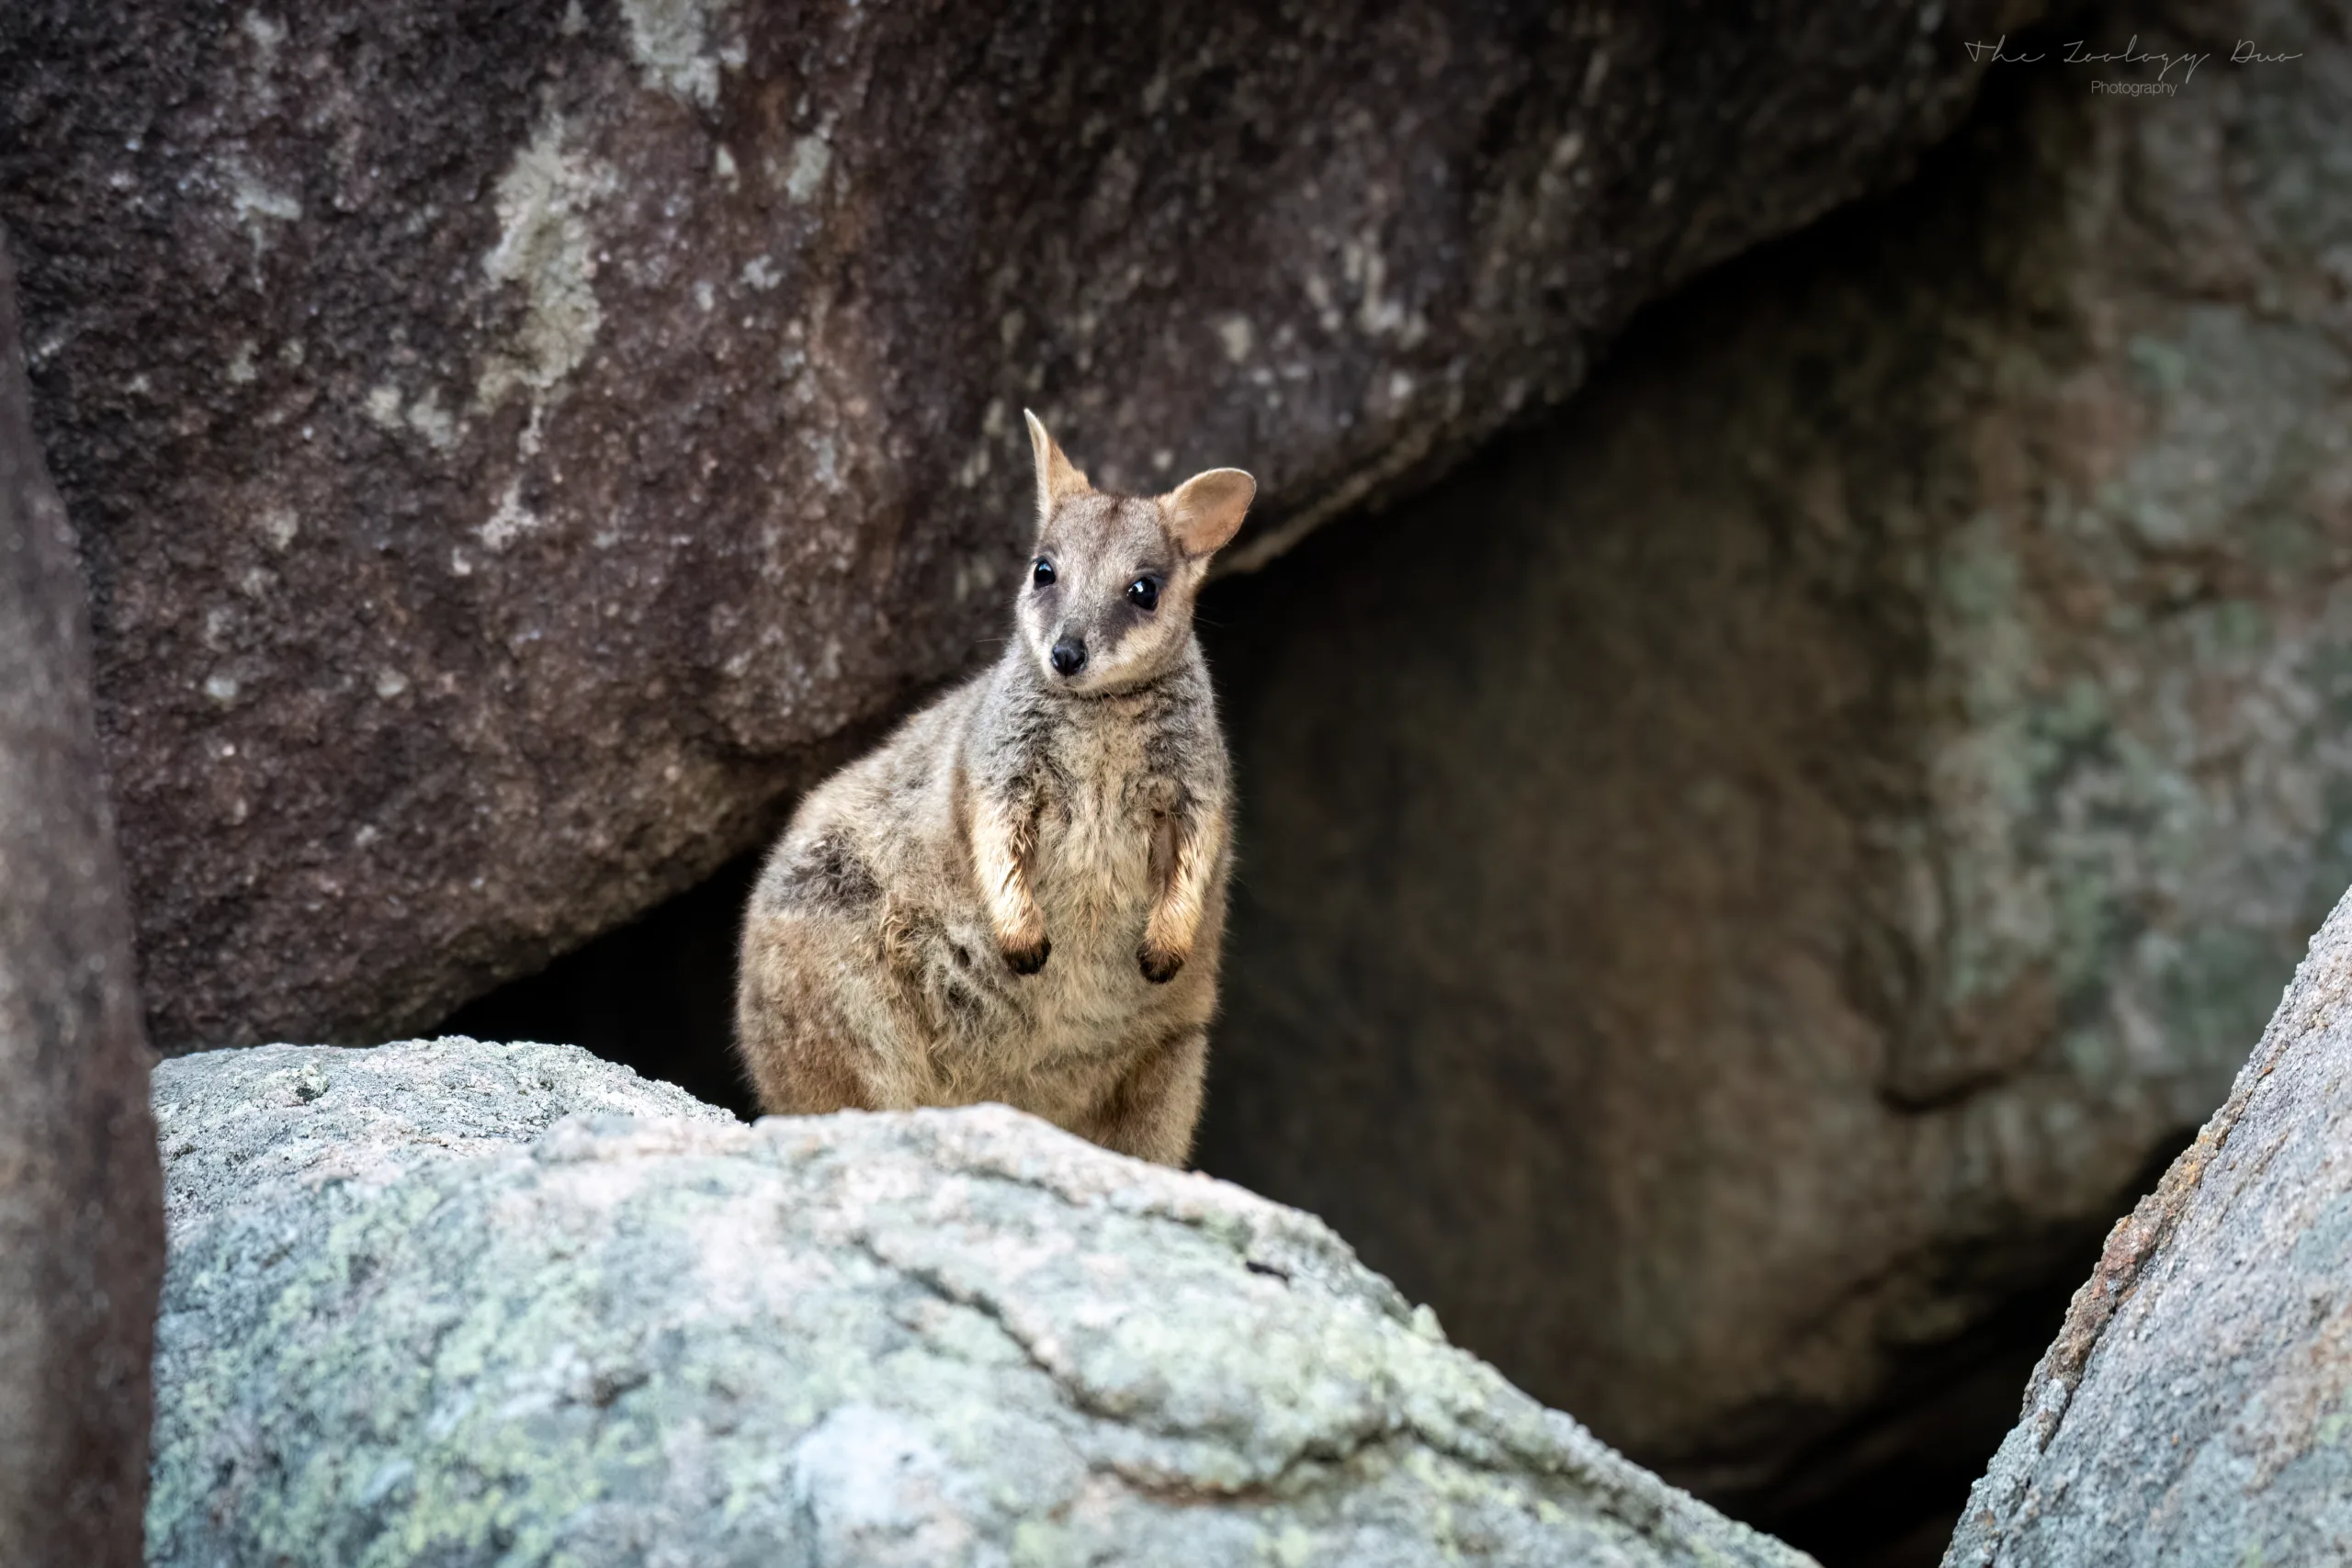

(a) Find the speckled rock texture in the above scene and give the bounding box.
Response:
[0,228,161,1568]
[1193,0,2352,1540]
[1943,879,2352,1565]
[0,0,2026,1049]
[146,1038,1814,1568]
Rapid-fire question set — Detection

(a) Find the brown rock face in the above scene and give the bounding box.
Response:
[0,230,164,1568]
[1194,0,2352,1540]
[0,0,2020,1048]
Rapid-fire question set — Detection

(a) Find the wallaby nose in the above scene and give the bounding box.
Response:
[1049,637,1087,677]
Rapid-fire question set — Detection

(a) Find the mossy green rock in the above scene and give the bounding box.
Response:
[147,1038,1810,1567]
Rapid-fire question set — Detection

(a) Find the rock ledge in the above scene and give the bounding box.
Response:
[149,1037,1811,1567]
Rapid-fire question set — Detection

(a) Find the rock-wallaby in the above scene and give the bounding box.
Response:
[734,412,1252,1166]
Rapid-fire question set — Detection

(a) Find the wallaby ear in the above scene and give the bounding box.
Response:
[1162,468,1256,558]
[1023,409,1091,522]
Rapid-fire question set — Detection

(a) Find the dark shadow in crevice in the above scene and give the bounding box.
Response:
[440,850,763,1121]
[1756,1127,2196,1567]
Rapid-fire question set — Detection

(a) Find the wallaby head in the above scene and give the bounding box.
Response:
[1015,410,1255,696]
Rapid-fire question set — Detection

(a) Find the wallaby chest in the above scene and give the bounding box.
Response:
[1027,705,1188,921]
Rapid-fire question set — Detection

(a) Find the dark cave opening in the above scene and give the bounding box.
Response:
[445,849,764,1122]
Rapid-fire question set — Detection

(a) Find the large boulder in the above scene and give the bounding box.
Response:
[0,1,2023,1048]
[1194,0,2352,1544]
[0,228,162,1568]
[1944,879,2352,1564]
[146,1038,1814,1567]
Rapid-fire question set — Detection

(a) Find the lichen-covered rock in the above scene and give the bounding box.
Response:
[147,1038,1813,1568]
[149,1036,734,1208]
[1944,876,2352,1564]
[1194,0,2352,1538]
[0,1,2022,1048]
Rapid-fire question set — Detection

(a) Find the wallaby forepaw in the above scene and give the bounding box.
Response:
[1003,934,1051,976]
[1138,944,1185,984]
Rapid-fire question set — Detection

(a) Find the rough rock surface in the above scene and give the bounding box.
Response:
[0,0,2024,1047]
[0,229,163,1568]
[147,1038,1813,1568]
[1944,880,2352,1564]
[1194,0,2352,1540]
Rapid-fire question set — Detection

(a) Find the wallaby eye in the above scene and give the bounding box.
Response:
[1126,576,1160,612]
[1032,558,1056,589]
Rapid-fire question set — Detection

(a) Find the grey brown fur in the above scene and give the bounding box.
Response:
[736,414,1252,1165]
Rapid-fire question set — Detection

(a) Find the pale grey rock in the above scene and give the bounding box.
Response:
[151,1036,732,1218]
[146,1038,1814,1568]
[1943,880,2352,1565]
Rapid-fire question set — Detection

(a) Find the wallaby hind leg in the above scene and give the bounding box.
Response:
[1076,1028,1207,1168]
[737,908,923,1115]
